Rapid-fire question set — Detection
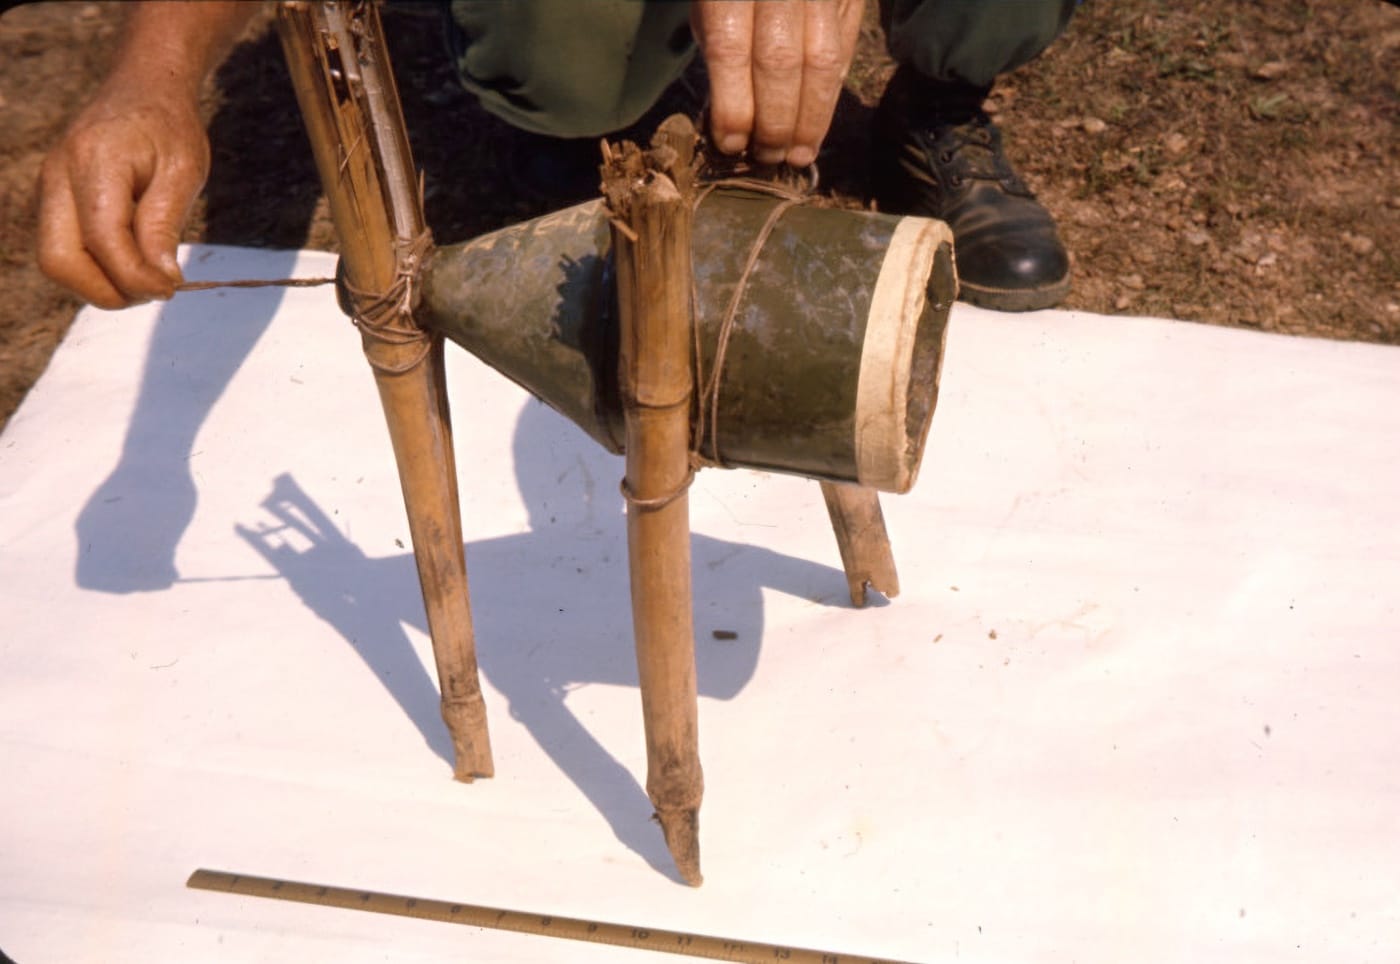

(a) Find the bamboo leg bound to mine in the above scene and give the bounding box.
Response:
[277,1,492,780]
[603,117,704,886]
[820,482,901,607]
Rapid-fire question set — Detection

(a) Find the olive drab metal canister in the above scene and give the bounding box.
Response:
[416,188,956,493]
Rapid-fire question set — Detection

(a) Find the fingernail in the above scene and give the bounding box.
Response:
[160,253,183,284]
[787,146,816,168]
[719,133,747,154]
[753,147,785,165]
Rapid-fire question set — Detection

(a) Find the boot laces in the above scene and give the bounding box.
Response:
[923,114,1031,196]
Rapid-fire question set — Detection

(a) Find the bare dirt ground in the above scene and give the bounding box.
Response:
[2,0,1397,431]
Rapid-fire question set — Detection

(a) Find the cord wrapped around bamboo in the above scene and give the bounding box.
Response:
[414,193,956,494]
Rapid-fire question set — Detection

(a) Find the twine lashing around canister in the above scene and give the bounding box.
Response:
[618,160,815,514]
[689,163,814,470]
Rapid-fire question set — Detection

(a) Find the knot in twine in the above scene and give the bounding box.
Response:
[339,228,436,375]
[170,230,436,377]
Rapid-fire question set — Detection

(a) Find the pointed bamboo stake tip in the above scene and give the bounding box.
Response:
[820,482,900,608]
[655,808,703,886]
[848,574,901,607]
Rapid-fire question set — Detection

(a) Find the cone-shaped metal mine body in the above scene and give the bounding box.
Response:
[417,188,956,493]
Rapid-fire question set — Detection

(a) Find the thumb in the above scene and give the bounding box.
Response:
[134,154,205,286]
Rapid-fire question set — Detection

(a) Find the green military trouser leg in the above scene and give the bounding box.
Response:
[445,0,695,138]
[880,0,1079,89]
[444,0,1078,137]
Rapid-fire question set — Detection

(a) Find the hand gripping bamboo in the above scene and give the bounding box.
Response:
[276,1,492,780]
[602,117,705,885]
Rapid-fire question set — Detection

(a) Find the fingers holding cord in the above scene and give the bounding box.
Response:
[694,0,864,168]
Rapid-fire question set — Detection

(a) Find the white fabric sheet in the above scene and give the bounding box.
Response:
[1,245,1397,963]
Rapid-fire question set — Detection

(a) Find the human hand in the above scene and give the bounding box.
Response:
[37,91,209,309]
[692,0,864,168]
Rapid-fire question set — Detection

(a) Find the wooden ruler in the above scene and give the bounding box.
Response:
[187,868,918,963]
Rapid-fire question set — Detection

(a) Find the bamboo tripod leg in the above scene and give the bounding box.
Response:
[604,119,704,885]
[277,2,492,780]
[372,342,493,781]
[627,411,702,883]
[820,481,901,607]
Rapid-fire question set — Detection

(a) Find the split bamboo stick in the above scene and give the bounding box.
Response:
[603,116,704,885]
[276,1,491,780]
[820,481,901,606]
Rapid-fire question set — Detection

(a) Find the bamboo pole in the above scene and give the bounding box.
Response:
[603,116,704,886]
[820,482,901,607]
[276,2,492,780]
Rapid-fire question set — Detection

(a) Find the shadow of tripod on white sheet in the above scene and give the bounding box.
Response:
[236,399,859,881]
[72,258,293,594]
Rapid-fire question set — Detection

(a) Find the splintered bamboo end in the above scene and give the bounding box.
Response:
[875,571,901,600]
[443,697,495,782]
[655,808,703,886]
[820,482,901,607]
[862,554,902,604]
[848,566,901,608]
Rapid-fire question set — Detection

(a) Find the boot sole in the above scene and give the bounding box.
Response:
[957,273,1072,313]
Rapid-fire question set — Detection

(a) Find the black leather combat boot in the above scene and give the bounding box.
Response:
[873,66,1070,311]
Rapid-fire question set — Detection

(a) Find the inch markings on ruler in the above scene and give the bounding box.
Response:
[187,868,917,964]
